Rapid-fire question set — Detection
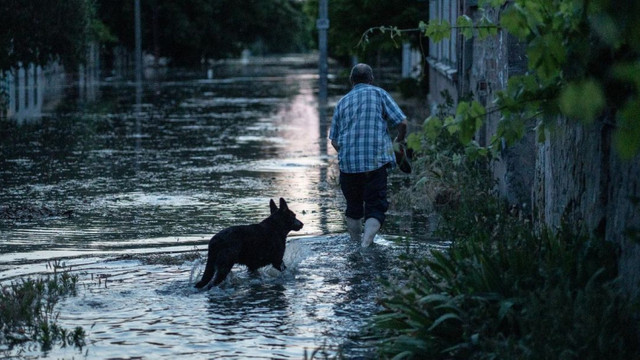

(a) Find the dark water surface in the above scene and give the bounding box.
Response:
[0,56,436,359]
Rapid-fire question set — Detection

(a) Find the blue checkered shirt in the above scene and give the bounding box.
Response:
[329,84,406,173]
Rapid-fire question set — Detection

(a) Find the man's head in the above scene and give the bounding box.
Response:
[350,63,374,85]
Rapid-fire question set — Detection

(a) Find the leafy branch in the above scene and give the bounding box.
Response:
[361,0,640,159]
[357,15,502,49]
[356,26,421,49]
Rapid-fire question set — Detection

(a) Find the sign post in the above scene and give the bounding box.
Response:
[317,0,329,102]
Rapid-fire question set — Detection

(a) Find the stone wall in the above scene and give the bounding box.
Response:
[466,4,534,208]
[533,118,610,232]
[427,65,458,110]
[609,151,640,296]
[461,1,640,295]
[533,116,640,295]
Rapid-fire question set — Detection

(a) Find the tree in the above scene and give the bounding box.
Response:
[0,0,96,72]
[96,0,313,67]
[304,0,428,65]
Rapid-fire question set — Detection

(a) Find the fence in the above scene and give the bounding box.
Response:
[0,42,100,122]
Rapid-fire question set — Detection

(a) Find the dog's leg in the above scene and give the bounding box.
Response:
[195,262,216,289]
[195,247,217,288]
[272,246,287,272]
[212,264,233,286]
[272,260,286,272]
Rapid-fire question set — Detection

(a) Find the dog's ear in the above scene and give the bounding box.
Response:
[279,198,288,211]
[270,199,278,214]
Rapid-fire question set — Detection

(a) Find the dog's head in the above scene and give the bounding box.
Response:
[269,198,304,231]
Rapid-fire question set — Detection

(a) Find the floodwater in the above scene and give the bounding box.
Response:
[0,56,437,359]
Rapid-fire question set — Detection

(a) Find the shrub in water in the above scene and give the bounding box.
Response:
[0,262,85,352]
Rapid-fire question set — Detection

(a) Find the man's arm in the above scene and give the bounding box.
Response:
[396,119,408,143]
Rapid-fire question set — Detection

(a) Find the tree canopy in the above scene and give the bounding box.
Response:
[97,0,312,66]
[0,0,96,72]
[305,0,428,64]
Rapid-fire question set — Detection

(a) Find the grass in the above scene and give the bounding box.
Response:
[0,261,86,353]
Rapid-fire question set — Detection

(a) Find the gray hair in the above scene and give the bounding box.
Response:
[350,63,374,85]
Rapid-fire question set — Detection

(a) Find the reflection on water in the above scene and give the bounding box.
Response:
[0,56,436,359]
[0,61,341,257]
[28,235,437,359]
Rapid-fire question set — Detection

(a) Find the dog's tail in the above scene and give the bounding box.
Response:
[195,247,216,289]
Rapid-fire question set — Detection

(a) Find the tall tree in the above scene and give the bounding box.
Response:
[96,0,312,66]
[305,0,428,64]
[0,0,96,72]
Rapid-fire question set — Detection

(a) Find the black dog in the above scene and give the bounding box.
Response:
[195,198,303,289]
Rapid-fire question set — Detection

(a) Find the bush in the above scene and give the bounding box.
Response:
[370,201,638,359]
[374,96,639,359]
[391,91,494,222]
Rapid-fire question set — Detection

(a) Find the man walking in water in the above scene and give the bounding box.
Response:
[329,63,408,247]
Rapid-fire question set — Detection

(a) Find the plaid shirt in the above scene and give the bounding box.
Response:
[329,83,406,173]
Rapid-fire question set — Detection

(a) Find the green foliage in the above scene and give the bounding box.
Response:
[479,0,507,8]
[391,92,493,213]
[494,0,640,159]
[559,79,605,124]
[381,99,639,359]
[307,0,428,62]
[0,261,85,352]
[456,15,473,39]
[367,2,640,357]
[475,15,500,40]
[89,19,118,44]
[97,0,312,65]
[0,0,96,72]
[371,222,638,359]
[454,101,486,144]
[368,0,640,159]
[374,145,638,359]
[419,13,499,43]
[610,62,640,158]
[422,19,452,43]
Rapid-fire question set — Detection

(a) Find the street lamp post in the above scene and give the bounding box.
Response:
[134,0,143,84]
[317,0,329,102]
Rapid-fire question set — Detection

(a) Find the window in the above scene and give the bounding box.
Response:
[429,0,458,69]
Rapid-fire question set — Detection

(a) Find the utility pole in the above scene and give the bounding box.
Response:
[317,0,329,102]
[134,0,143,157]
[134,0,143,84]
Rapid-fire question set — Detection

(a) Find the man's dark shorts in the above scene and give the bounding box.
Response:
[339,163,389,225]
